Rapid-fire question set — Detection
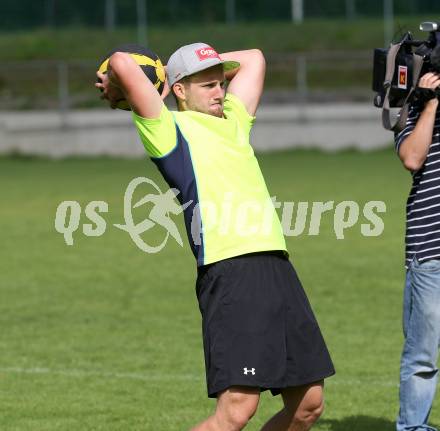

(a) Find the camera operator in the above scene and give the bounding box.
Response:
[395,71,440,431]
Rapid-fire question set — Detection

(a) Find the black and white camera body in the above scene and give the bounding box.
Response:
[373,22,440,131]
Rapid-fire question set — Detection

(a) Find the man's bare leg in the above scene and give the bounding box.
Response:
[191,386,260,431]
[259,381,324,431]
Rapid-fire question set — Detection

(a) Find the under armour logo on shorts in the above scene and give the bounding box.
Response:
[243,367,256,375]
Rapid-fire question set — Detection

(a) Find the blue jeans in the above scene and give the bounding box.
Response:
[397,257,440,431]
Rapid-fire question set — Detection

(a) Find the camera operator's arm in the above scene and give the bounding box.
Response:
[397,73,440,172]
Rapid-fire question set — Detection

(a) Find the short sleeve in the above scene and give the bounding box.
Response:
[132,104,177,158]
[394,104,421,154]
[223,93,256,136]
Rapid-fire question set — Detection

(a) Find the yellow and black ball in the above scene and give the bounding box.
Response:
[97,44,165,111]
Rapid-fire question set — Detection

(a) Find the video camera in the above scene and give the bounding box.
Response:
[373,22,440,131]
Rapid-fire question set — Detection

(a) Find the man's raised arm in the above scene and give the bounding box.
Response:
[95,51,167,119]
[220,49,266,116]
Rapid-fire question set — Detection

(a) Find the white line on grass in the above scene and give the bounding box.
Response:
[0,366,399,387]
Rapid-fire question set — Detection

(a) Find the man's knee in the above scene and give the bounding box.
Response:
[283,382,324,430]
[216,387,259,431]
[293,397,324,428]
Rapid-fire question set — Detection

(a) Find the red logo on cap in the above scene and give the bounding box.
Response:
[195,46,220,61]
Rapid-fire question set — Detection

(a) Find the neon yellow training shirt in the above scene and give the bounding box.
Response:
[132,93,287,266]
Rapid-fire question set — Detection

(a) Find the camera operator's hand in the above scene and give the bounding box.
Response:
[417,72,440,107]
[419,72,440,90]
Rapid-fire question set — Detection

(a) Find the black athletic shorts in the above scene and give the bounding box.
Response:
[196,250,335,398]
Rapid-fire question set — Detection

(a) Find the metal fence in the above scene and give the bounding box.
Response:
[0,51,373,111]
[2,0,438,30]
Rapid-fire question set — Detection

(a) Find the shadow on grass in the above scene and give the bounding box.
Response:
[319,415,395,431]
[320,415,440,431]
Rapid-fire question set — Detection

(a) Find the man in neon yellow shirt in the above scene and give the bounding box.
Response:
[97,43,334,431]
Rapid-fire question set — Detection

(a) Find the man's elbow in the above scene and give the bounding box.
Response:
[251,49,266,68]
[109,52,134,74]
[243,49,265,79]
[401,154,425,172]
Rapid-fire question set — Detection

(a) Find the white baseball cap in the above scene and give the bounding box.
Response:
[167,42,240,87]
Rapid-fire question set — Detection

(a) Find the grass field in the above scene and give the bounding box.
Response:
[1,149,439,430]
